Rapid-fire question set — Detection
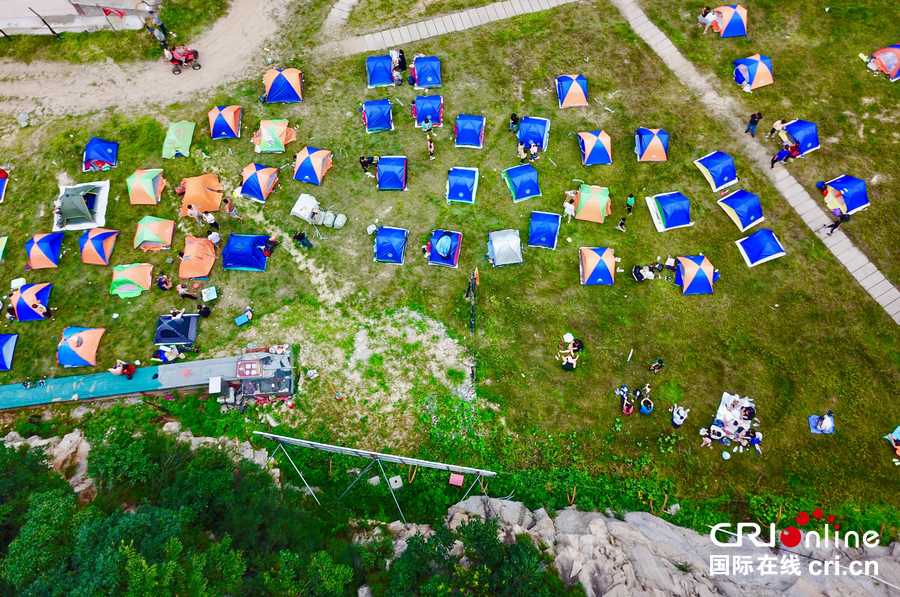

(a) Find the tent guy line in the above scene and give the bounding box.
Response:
[605,0,900,325]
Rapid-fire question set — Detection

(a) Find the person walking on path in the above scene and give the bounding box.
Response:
[517,142,527,164]
[745,112,763,137]
[427,137,435,160]
[186,204,203,225]
[292,230,313,249]
[824,214,851,236]
[203,211,219,230]
[765,119,787,141]
[223,196,244,221]
[626,193,636,215]
[509,113,519,133]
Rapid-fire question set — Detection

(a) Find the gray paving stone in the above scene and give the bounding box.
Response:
[893,312,900,325]
[370,32,387,50]
[645,31,668,47]
[383,29,398,47]
[805,214,831,231]
[875,288,900,308]
[363,34,376,51]
[498,1,515,17]
[859,271,886,291]
[854,262,878,282]
[413,22,429,39]
[468,8,484,25]
[397,26,412,43]
[538,0,552,9]
[630,14,650,28]
[459,11,474,28]
[507,0,522,15]
[885,296,900,317]
[826,236,853,255]
[431,18,446,35]
[795,200,819,218]
[477,6,494,22]
[843,254,870,274]
[548,0,562,6]
[634,21,655,35]
[449,13,464,30]
[424,19,439,37]
[868,279,895,301]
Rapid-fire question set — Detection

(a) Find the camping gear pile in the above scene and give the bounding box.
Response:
[703,392,762,455]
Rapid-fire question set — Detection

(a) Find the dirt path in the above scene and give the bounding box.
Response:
[0,0,291,119]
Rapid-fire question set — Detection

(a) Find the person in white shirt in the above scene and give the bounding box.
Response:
[670,403,690,428]
[816,411,834,433]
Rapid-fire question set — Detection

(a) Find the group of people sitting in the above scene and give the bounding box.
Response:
[615,383,653,415]
[632,262,667,283]
[556,334,584,371]
[699,392,762,453]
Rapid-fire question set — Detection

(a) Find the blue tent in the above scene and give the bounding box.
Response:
[825,175,869,216]
[262,68,303,103]
[578,131,612,165]
[556,75,588,108]
[428,230,462,268]
[83,137,119,172]
[222,234,269,271]
[718,190,763,232]
[209,106,242,139]
[635,128,669,161]
[648,192,693,232]
[11,283,53,322]
[528,212,561,249]
[517,117,550,150]
[783,120,819,155]
[374,227,408,264]
[377,156,407,191]
[735,228,786,268]
[240,163,277,203]
[694,151,738,192]
[364,99,394,134]
[366,55,394,87]
[455,114,485,148]
[412,95,443,127]
[446,168,478,204]
[502,164,541,202]
[0,334,16,371]
[413,56,442,88]
[674,256,720,295]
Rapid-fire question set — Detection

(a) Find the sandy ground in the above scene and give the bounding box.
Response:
[0,0,291,119]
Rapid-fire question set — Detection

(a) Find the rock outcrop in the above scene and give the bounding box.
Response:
[396,497,900,597]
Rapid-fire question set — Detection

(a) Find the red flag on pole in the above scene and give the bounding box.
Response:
[101,7,126,18]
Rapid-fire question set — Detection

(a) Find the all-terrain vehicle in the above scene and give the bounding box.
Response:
[164,46,201,75]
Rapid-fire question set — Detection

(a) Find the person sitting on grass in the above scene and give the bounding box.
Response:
[640,397,654,415]
[561,354,579,371]
[31,302,58,321]
[157,274,174,290]
[175,283,199,300]
[197,303,211,318]
[817,411,835,433]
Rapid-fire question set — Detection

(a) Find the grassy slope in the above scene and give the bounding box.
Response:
[638,0,900,286]
[0,0,230,63]
[1,1,899,509]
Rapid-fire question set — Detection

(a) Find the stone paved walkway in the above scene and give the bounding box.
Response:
[607,0,900,325]
[317,0,580,57]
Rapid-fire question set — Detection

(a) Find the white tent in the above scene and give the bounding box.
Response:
[487,229,522,267]
[289,194,321,225]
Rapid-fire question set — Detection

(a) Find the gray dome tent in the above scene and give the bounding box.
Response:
[487,229,522,267]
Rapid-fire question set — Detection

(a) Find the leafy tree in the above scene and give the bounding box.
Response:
[263,550,352,597]
[0,489,76,591]
[88,428,159,497]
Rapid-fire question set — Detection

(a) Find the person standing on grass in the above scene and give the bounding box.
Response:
[615,217,626,232]
[223,196,244,221]
[765,119,787,141]
[517,142,527,164]
[745,112,763,137]
[186,204,203,225]
[509,113,519,133]
[564,197,576,223]
[202,211,219,230]
[148,9,169,37]
[397,49,407,71]
[626,193,636,215]
[529,142,540,161]
[292,230,313,249]
[207,230,221,248]
[427,137,435,160]
[824,213,851,236]
[149,25,167,48]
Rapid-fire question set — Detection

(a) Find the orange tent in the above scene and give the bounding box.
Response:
[134,216,175,251]
[58,327,105,367]
[179,174,223,215]
[179,236,217,279]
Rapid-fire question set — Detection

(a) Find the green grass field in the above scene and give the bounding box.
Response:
[2,0,900,519]
[347,0,497,34]
[638,0,900,286]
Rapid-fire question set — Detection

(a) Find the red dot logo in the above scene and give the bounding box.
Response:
[781,527,802,548]
[834,524,840,530]
[827,515,835,523]
[796,512,809,526]
[813,508,823,519]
